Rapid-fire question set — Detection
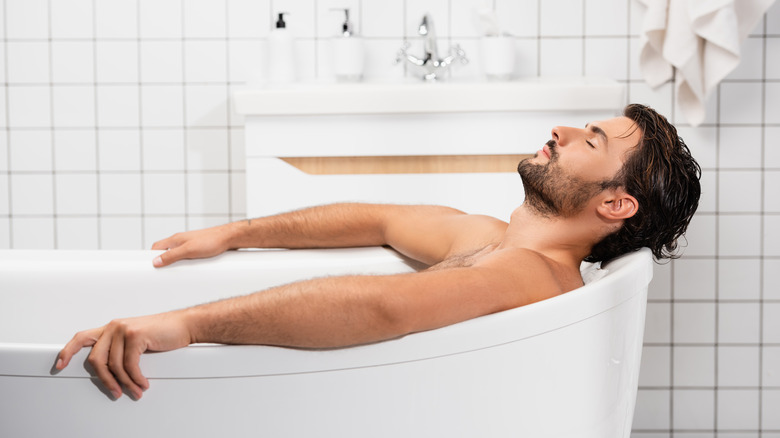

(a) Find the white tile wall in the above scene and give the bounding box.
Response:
[766,216,780,257]
[673,258,716,300]
[718,303,761,344]
[98,130,140,171]
[673,346,715,387]
[767,83,780,123]
[640,346,671,386]
[99,173,142,215]
[8,86,51,127]
[10,130,52,171]
[719,259,761,300]
[95,0,138,38]
[54,41,88,81]
[141,85,185,127]
[674,302,717,344]
[55,173,98,215]
[6,0,49,39]
[12,217,55,248]
[718,390,760,430]
[719,346,760,387]
[50,0,93,39]
[57,217,99,250]
[673,390,714,430]
[53,86,95,127]
[763,391,780,430]
[101,216,143,249]
[764,260,780,300]
[765,347,780,387]
[96,42,138,83]
[1,0,778,435]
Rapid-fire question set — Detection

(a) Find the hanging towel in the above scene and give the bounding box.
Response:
[637,0,776,126]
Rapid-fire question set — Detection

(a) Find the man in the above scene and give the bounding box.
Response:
[56,104,701,400]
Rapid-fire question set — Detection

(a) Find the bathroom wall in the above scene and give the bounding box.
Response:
[1,0,778,435]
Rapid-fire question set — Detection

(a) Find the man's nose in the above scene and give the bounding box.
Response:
[551,126,579,146]
[551,126,566,145]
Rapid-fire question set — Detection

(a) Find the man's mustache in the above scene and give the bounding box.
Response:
[546,140,557,159]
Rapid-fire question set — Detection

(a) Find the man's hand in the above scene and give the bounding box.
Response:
[55,312,193,400]
[151,224,237,268]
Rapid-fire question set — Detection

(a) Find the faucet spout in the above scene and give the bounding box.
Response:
[396,14,468,82]
[419,14,439,62]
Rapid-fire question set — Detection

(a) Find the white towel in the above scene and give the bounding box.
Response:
[637,0,776,126]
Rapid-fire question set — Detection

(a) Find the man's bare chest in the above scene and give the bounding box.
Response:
[426,244,498,271]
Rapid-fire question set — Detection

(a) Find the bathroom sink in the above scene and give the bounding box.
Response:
[233,77,624,116]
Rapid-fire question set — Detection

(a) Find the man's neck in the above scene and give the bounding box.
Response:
[498,204,595,269]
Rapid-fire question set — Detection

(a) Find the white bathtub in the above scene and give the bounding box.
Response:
[0,246,651,438]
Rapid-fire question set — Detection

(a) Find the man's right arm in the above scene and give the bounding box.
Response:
[151,203,508,267]
[152,204,506,267]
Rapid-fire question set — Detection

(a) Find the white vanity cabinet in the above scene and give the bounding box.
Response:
[234,78,625,221]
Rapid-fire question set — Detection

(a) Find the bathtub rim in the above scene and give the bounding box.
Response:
[0,247,652,379]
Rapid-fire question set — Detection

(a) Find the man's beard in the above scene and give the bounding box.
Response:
[517,141,612,218]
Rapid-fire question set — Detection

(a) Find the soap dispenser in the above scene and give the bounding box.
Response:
[330,8,364,82]
[268,12,295,84]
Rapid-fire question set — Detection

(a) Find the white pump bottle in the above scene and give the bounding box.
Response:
[268,12,295,85]
[330,8,364,82]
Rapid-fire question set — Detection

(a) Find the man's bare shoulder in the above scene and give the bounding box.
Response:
[472,247,584,306]
[387,246,584,333]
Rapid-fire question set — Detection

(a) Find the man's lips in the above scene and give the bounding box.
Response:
[541,144,551,159]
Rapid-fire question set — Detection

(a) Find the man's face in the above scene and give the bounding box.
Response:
[517,116,641,217]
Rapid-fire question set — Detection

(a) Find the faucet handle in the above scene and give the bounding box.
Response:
[395,42,410,63]
[396,41,425,68]
[450,44,469,65]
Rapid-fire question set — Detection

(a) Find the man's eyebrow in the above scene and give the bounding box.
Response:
[585,123,609,147]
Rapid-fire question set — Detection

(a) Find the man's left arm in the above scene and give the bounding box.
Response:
[56,253,540,400]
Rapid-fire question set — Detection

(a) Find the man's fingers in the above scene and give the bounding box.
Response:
[87,326,123,399]
[58,318,159,400]
[153,245,188,268]
[108,333,145,400]
[56,328,102,370]
[123,339,150,395]
[150,235,180,251]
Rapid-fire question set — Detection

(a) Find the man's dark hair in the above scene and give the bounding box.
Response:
[586,104,701,263]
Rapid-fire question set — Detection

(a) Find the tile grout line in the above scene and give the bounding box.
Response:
[47,0,58,249]
[581,0,586,76]
[225,0,233,222]
[137,0,145,249]
[759,12,768,438]
[2,0,12,248]
[181,0,189,233]
[670,67,678,438]
[536,0,541,77]
[714,76,722,437]
[93,0,102,249]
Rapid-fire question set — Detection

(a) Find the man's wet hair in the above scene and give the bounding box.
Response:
[587,104,702,263]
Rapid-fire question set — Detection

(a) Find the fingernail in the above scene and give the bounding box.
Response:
[153,256,163,267]
[112,389,122,399]
[55,358,63,369]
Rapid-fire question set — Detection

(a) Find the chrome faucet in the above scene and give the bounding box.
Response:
[396,14,468,81]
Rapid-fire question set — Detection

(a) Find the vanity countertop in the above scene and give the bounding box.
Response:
[233,77,625,116]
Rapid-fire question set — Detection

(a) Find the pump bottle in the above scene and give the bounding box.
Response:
[268,12,295,84]
[330,8,364,82]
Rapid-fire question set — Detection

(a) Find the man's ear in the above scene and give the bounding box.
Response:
[597,189,638,221]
